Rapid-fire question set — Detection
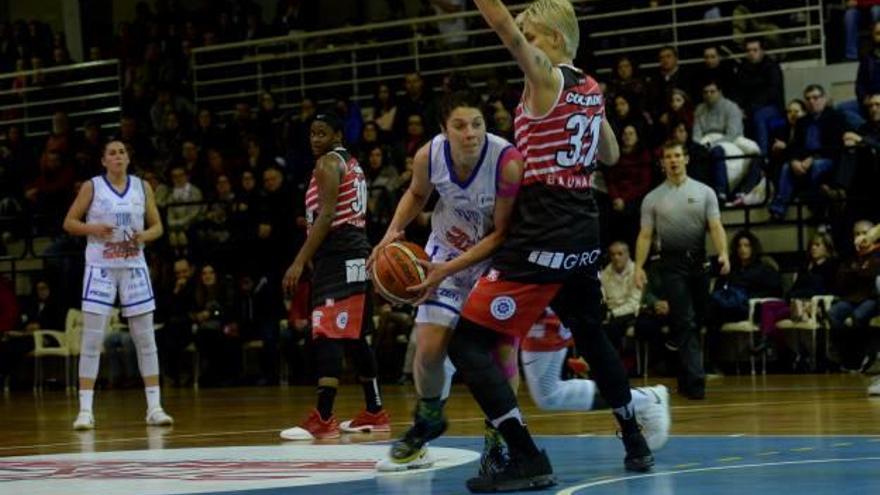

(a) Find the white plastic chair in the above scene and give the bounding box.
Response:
[720,297,784,375]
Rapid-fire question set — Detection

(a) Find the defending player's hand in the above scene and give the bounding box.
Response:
[283,261,304,295]
[366,230,404,272]
[406,258,449,305]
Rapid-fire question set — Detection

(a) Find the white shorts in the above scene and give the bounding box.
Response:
[415,238,490,328]
[82,265,155,317]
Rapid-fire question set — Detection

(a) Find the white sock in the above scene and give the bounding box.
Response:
[79,389,94,413]
[145,386,161,411]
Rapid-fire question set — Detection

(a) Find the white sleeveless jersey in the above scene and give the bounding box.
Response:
[427,133,514,253]
[85,175,147,268]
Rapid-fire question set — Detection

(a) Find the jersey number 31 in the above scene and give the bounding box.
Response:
[555,114,602,168]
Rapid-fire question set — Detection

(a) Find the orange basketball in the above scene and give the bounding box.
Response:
[372,241,430,305]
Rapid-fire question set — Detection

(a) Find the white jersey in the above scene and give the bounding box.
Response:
[85,175,147,268]
[427,132,514,253]
[415,133,515,329]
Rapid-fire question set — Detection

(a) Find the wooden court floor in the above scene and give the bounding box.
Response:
[2,373,880,457]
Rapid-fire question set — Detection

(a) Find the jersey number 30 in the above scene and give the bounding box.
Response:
[555,114,602,168]
[350,176,368,215]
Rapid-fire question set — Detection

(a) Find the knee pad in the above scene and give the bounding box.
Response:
[129,312,159,377]
[313,338,344,379]
[79,312,108,379]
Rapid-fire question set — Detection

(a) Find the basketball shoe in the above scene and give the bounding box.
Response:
[465,449,556,493]
[376,401,447,472]
[280,409,341,440]
[146,407,174,427]
[340,409,391,433]
[73,411,95,430]
[635,385,670,450]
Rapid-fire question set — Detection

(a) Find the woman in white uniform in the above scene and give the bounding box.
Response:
[63,140,173,430]
[370,90,525,471]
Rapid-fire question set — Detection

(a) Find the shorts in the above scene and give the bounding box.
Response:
[415,238,490,328]
[461,269,602,338]
[311,292,371,340]
[81,265,155,317]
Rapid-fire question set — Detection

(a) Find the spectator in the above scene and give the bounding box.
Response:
[0,276,23,388]
[692,81,744,143]
[656,89,694,144]
[73,121,105,183]
[769,99,808,183]
[768,85,846,220]
[256,91,283,154]
[431,0,468,48]
[370,82,397,134]
[243,135,275,177]
[153,111,187,175]
[706,230,782,371]
[606,125,654,250]
[600,241,643,351]
[166,164,204,253]
[607,55,648,111]
[829,220,880,369]
[234,272,284,385]
[335,96,364,147]
[609,93,651,141]
[117,114,156,170]
[193,108,223,150]
[826,93,880,216]
[665,120,713,187]
[191,263,239,387]
[392,73,438,139]
[25,150,75,219]
[157,258,196,386]
[364,144,399,245]
[691,45,737,102]
[734,38,784,155]
[225,100,256,146]
[646,46,690,117]
[150,85,196,134]
[393,113,429,167]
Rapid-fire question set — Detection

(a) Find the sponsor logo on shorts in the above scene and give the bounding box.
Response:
[312,310,323,328]
[345,259,366,283]
[527,249,601,270]
[486,269,500,282]
[336,311,349,330]
[436,288,463,304]
[490,296,516,321]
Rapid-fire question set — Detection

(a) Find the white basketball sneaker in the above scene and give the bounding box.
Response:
[635,385,671,450]
[376,444,435,472]
[146,407,174,426]
[73,411,95,430]
[868,376,880,397]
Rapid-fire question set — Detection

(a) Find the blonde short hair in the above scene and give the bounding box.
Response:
[516,0,580,60]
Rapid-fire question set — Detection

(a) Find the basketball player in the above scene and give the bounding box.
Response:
[422,1,654,490]
[63,140,173,430]
[372,91,670,474]
[369,90,526,472]
[279,113,388,440]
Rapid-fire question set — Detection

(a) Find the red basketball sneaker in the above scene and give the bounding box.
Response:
[280,409,341,440]
[340,409,391,433]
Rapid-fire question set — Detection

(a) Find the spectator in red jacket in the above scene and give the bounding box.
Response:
[606,125,654,250]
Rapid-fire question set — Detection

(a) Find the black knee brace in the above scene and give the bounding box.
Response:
[448,318,518,420]
[313,337,344,379]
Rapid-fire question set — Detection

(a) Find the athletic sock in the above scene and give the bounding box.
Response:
[361,378,382,413]
[316,386,337,420]
[145,386,161,411]
[79,389,94,413]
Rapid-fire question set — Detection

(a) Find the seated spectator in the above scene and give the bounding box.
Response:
[20,279,65,332]
[655,89,694,144]
[0,275,22,388]
[600,242,643,349]
[195,174,235,269]
[735,39,785,155]
[191,264,239,387]
[150,84,195,134]
[370,82,397,134]
[393,113,428,168]
[664,120,712,186]
[73,120,105,183]
[152,111,187,175]
[691,45,738,103]
[393,72,438,139]
[606,125,653,250]
[364,145,399,246]
[825,93,880,213]
[769,99,808,183]
[841,21,880,129]
[633,261,673,376]
[166,165,204,254]
[243,135,275,177]
[117,114,156,170]
[488,100,514,142]
[609,92,651,141]
[646,46,690,118]
[692,81,744,144]
[768,85,845,220]
[335,96,363,148]
[706,230,782,371]
[193,108,223,151]
[829,220,880,369]
[357,121,384,162]
[157,258,196,387]
[607,55,648,111]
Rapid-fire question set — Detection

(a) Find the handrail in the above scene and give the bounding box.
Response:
[0,59,119,80]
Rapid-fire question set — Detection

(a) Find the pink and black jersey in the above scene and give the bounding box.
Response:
[305,147,368,231]
[494,65,604,282]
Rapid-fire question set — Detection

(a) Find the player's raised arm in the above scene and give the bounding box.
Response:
[473,0,560,92]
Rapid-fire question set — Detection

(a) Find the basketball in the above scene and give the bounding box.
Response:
[372,241,430,305]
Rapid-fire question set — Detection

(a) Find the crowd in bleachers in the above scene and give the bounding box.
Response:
[1,1,880,391]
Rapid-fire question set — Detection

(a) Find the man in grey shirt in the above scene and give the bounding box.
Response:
[692,81,744,143]
[634,141,730,399]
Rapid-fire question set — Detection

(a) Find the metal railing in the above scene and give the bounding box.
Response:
[0,59,122,138]
[191,0,825,116]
